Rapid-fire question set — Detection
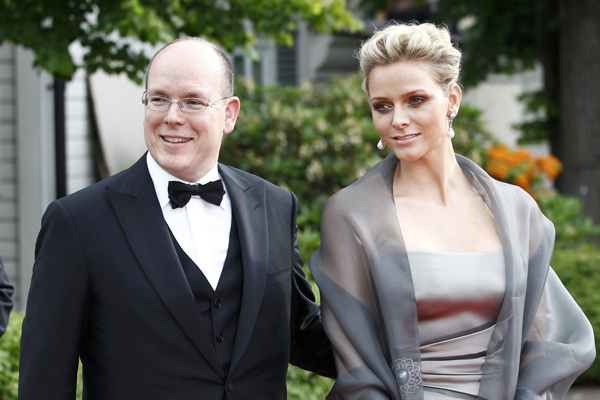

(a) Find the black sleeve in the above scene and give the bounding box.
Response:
[287,192,336,379]
[19,201,90,400]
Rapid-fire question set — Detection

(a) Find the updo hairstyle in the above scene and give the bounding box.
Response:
[358,22,462,95]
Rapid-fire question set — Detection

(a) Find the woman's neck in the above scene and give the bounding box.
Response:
[394,146,470,205]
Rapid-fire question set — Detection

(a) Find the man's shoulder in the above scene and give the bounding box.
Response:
[219,164,291,196]
[55,164,136,211]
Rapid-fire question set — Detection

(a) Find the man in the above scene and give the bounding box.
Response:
[0,254,13,338]
[19,38,334,399]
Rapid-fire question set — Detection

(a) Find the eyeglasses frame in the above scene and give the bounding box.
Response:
[141,91,230,113]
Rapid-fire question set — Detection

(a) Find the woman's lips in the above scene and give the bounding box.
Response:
[391,133,420,143]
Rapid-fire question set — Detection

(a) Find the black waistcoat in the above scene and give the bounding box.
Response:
[169,214,243,374]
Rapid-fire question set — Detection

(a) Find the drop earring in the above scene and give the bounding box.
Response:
[447,112,456,139]
[377,138,386,150]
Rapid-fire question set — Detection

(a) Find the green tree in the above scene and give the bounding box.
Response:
[432,0,600,224]
[0,0,361,82]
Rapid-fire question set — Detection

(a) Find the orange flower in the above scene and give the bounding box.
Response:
[485,163,509,180]
[489,144,509,154]
[513,174,530,190]
[487,144,511,165]
[513,148,531,163]
[485,145,563,202]
[537,155,563,179]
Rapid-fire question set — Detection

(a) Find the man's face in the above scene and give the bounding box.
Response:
[143,41,240,182]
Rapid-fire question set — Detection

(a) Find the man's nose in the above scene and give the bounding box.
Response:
[164,102,186,124]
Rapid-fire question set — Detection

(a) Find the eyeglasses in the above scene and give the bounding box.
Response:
[141,92,230,113]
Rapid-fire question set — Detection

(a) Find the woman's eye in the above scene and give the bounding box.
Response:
[408,97,425,105]
[373,103,392,112]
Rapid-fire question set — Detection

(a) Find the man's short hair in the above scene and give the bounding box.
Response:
[144,37,234,97]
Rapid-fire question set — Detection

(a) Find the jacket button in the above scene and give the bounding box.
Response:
[227,382,234,391]
[214,299,222,308]
[216,333,224,342]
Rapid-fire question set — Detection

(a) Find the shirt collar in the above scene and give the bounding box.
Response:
[146,152,223,210]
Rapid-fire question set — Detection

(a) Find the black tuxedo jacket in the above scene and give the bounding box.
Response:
[19,154,334,400]
[0,255,13,338]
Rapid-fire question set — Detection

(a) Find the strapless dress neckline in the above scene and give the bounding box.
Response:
[407,251,505,399]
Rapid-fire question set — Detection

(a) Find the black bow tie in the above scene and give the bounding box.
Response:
[168,180,225,209]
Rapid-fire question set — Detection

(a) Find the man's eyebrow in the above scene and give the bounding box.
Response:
[181,91,209,99]
[147,89,209,99]
[147,89,168,96]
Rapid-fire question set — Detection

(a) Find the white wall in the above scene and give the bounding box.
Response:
[15,46,57,309]
[65,69,95,194]
[462,68,544,147]
[0,43,18,301]
[0,43,58,309]
[4,44,98,309]
[88,70,147,176]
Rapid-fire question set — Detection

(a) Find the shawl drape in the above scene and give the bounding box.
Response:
[309,153,595,400]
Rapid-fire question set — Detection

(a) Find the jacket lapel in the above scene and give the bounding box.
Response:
[106,155,224,377]
[219,165,269,373]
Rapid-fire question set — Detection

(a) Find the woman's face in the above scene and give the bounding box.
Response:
[368,60,460,163]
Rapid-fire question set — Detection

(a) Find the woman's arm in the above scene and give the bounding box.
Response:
[517,268,595,400]
[310,196,399,400]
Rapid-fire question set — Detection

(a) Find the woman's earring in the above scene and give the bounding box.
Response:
[447,112,456,139]
[377,138,386,150]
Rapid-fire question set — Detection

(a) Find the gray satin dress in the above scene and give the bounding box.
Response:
[409,251,505,399]
[310,154,595,400]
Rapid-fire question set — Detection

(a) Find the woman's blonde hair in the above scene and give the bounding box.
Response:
[358,22,462,95]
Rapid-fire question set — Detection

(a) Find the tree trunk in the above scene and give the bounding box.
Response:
[534,0,560,157]
[557,0,600,223]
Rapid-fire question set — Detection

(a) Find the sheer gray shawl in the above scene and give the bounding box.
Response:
[309,153,595,400]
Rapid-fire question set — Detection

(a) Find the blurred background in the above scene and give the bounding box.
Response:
[0,0,598,398]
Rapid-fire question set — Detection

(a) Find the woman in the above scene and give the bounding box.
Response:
[309,22,595,400]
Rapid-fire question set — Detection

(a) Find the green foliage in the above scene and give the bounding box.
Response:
[0,311,84,400]
[359,0,543,89]
[287,364,334,400]
[451,103,496,165]
[538,193,600,246]
[77,361,83,400]
[222,74,385,231]
[433,0,539,89]
[540,193,600,383]
[514,90,559,144]
[297,228,322,267]
[0,312,23,399]
[431,1,560,145]
[551,243,600,383]
[0,0,361,81]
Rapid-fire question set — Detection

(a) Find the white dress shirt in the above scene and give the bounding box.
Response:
[147,153,232,290]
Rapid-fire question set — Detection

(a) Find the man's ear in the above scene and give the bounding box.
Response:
[223,97,241,135]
